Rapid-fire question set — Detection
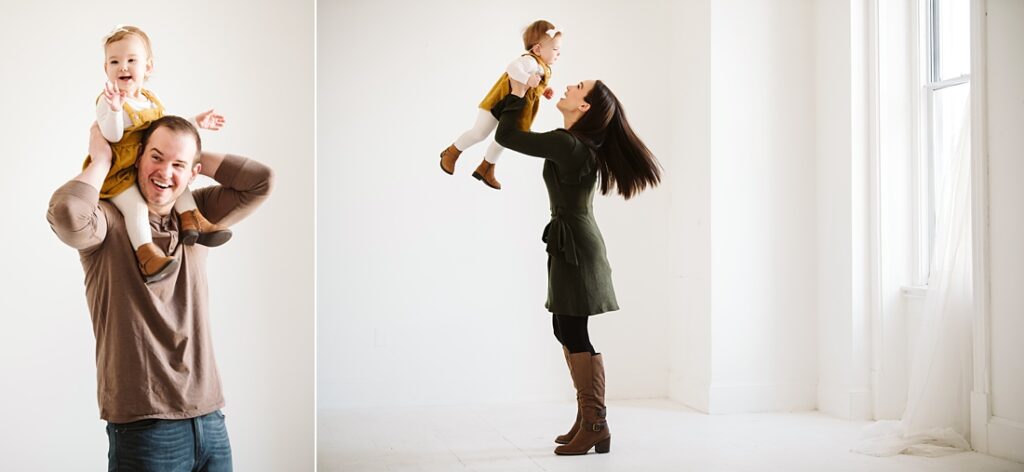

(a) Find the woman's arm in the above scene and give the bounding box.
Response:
[493,78,574,161]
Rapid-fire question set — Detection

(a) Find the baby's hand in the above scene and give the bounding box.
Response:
[543,87,554,100]
[527,74,542,88]
[102,81,124,112]
[195,109,226,131]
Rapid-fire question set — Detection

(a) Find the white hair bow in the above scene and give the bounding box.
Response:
[545,28,561,38]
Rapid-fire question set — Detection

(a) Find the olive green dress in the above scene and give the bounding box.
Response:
[494,95,619,316]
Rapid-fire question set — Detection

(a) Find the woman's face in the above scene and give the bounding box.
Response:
[556,80,596,115]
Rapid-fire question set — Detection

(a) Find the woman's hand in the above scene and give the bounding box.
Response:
[509,74,541,98]
[195,109,226,130]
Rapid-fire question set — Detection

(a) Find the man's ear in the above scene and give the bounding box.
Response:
[191,162,202,183]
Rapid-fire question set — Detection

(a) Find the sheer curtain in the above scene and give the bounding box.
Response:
[853,97,973,457]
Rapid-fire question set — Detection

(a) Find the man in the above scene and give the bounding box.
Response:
[48,116,273,471]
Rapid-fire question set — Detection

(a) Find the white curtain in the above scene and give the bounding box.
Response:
[853,97,974,457]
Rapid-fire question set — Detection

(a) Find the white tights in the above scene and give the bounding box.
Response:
[109,185,199,251]
[452,109,506,164]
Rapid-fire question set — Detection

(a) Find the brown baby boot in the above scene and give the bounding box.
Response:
[440,144,461,175]
[472,159,502,190]
[554,353,610,455]
[179,209,232,247]
[136,242,180,284]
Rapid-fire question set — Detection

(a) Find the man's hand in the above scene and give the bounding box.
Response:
[88,123,114,167]
[75,123,114,190]
[543,87,554,100]
[195,109,226,131]
[102,81,125,112]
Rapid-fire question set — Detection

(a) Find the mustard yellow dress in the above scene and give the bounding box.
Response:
[84,89,165,199]
[478,53,551,131]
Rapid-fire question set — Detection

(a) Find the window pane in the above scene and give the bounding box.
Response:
[936,0,970,80]
[928,82,970,264]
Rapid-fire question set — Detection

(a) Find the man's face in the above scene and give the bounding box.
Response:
[135,127,200,215]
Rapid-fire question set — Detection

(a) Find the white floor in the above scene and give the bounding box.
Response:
[318,399,1024,472]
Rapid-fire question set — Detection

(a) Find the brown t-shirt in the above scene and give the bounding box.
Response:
[47,155,273,423]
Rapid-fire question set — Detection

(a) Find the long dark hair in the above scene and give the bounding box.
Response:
[567,80,661,199]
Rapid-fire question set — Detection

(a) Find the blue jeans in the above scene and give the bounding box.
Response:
[106,410,233,472]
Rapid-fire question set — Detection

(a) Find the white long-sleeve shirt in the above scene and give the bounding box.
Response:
[95,91,198,143]
[95,92,160,143]
[505,55,546,84]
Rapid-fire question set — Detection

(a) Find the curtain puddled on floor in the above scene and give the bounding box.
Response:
[853,97,974,457]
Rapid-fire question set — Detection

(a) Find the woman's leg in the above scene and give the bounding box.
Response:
[551,314,609,454]
[553,314,595,354]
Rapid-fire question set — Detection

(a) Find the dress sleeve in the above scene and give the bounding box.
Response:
[505,56,540,84]
[493,95,576,165]
[96,99,124,143]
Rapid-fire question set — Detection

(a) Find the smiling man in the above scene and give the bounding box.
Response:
[47,116,273,471]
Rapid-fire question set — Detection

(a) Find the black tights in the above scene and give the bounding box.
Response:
[551,314,596,354]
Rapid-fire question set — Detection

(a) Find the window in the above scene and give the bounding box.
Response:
[918,0,970,283]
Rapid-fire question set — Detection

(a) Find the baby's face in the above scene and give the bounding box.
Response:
[104,34,151,96]
[533,35,562,66]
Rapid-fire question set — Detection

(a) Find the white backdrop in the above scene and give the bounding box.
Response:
[0,1,315,470]
[317,0,674,410]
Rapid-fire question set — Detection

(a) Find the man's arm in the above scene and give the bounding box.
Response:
[47,124,113,251]
[193,152,274,227]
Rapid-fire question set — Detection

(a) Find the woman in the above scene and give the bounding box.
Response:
[494,76,661,455]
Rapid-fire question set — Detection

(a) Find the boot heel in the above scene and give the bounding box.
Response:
[472,171,483,181]
[594,437,611,454]
[181,229,199,246]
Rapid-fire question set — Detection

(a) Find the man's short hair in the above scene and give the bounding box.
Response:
[138,115,202,165]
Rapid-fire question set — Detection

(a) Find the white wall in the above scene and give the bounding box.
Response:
[983,0,1024,462]
[707,0,818,414]
[668,0,713,413]
[815,0,858,419]
[0,2,315,470]
[667,0,819,415]
[317,0,673,410]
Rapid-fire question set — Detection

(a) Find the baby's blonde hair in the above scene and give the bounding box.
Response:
[103,25,153,60]
[522,20,560,51]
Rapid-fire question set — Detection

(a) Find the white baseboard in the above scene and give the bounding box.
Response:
[707,382,816,414]
[987,416,1024,464]
[818,382,872,420]
[668,377,709,413]
[971,391,990,452]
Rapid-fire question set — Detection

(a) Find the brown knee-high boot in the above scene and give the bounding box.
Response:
[554,352,610,455]
[555,347,582,445]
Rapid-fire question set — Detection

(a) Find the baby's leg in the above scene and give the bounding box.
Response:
[175,186,232,247]
[453,110,499,152]
[109,185,152,250]
[173,186,198,213]
[111,185,178,282]
[482,140,505,164]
